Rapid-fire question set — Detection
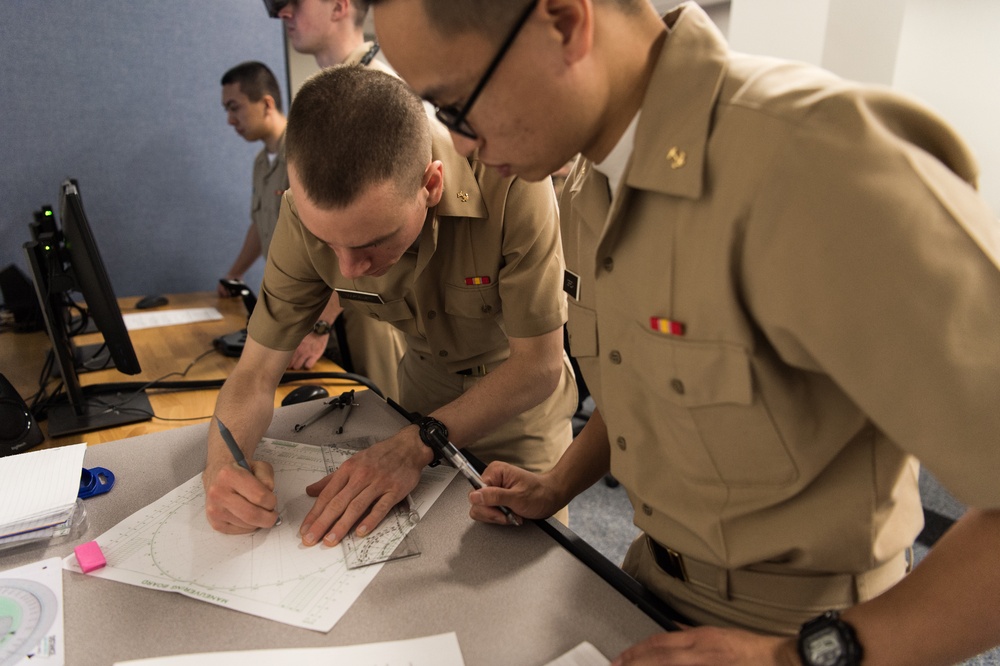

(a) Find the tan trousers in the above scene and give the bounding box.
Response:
[342,312,406,401]
[622,534,909,635]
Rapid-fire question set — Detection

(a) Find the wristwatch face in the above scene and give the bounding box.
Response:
[312,320,330,335]
[803,627,846,666]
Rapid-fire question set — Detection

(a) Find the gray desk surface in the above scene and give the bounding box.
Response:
[1,391,666,665]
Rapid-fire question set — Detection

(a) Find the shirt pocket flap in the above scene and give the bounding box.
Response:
[638,331,753,408]
[364,298,414,324]
[444,283,501,319]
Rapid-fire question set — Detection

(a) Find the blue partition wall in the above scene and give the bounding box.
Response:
[0,1,286,298]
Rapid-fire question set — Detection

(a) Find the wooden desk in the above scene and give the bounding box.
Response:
[0,392,673,665]
[0,292,359,449]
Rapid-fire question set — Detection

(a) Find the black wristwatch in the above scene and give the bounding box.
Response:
[312,319,331,335]
[416,416,446,467]
[797,610,863,666]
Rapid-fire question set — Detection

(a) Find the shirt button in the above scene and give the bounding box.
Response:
[609,350,622,364]
[481,304,492,314]
[439,350,448,357]
[427,310,437,319]
[616,436,626,451]
[603,257,614,272]
[670,379,685,395]
[642,504,653,516]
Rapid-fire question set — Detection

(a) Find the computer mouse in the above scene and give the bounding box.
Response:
[135,294,169,309]
[281,384,330,406]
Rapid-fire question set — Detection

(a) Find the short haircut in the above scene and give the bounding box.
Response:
[369,0,642,43]
[221,61,284,113]
[285,66,431,209]
[351,0,372,27]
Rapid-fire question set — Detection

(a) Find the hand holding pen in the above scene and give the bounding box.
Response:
[215,418,282,527]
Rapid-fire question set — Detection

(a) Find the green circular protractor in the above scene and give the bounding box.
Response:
[0,579,58,666]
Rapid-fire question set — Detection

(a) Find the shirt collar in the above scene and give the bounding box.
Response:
[430,119,488,219]
[344,41,378,67]
[625,2,729,200]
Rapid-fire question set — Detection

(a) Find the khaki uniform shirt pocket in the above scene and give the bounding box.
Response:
[631,330,797,487]
[441,282,507,362]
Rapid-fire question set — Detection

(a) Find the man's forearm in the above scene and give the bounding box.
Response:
[430,330,564,448]
[838,508,1000,666]
[544,407,611,506]
[205,339,292,476]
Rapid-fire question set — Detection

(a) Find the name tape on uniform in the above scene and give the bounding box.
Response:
[334,288,385,305]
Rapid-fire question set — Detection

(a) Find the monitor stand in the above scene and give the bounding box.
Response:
[46,390,153,438]
[49,344,115,379]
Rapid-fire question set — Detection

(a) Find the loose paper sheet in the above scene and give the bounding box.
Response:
[62,439,456,632]
[111,632,464,666]
[122,308,222,331]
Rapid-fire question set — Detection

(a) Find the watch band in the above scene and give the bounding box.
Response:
[797,610,863,666]
[416,416,446,467]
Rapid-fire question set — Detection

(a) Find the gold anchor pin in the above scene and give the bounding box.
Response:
[456,191,469,202]
[666,146,687,170]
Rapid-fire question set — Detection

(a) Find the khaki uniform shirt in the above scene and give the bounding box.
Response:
[562,2,1000,586]
[251,121,567,381]
[250,131,288,259]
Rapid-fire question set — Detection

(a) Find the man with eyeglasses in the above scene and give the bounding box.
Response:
[370,1,1000,665]
[264,0,406,397]
[203,66,577,549]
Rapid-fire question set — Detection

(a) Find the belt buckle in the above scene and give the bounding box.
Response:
[653,540,688,582]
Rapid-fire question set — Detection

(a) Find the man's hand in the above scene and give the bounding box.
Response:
[467,460,564,525]
[612,626,796,666]
[288,332,328,370]
[298,425,431,547]
[203,459,280,533]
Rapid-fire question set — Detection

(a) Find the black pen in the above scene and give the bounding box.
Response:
[216,418,282,527]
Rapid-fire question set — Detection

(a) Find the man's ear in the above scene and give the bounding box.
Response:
[262,94,278,114]
[330,0,350,21]
[540,0,593,65]
[423,160,445,208]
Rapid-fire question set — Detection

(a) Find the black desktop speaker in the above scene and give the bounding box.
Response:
[0,373,44,457]
[0,263,45,332]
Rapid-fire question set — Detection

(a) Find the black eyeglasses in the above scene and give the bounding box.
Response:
[432,0,538,140]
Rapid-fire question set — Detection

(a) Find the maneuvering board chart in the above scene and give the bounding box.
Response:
[61,439,456,632]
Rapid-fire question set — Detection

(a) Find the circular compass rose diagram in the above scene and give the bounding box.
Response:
[148,466,347,591]
[0,578,57,666]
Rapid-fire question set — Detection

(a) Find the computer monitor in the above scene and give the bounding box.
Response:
[22,178,152,437]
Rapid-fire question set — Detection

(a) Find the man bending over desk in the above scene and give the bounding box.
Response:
[202,66,576,545]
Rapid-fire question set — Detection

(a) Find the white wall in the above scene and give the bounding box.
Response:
[893,0,1000,215]
[726,0,1000,217]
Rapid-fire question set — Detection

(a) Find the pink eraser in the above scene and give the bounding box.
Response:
[74,541,106,573]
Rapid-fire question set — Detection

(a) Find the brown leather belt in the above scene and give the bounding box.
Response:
[648,536,910,608]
